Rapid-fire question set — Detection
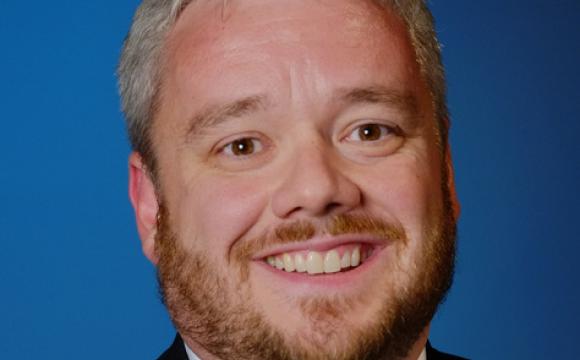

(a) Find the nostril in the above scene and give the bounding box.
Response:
[283,202,343,219]
[324,202,342,214]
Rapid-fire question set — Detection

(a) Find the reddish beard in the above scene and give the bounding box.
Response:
[155,207,456,360]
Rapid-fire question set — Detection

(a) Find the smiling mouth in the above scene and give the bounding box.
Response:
[264,244,375,275]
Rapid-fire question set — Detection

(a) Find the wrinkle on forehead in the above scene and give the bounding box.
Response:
[156,0,425,138]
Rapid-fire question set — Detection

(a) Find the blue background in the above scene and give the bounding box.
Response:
[1,1,579,358]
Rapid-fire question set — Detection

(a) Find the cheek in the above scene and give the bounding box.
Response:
[364,151,443,237]
[361,152,443,279]
[173,174,269,258]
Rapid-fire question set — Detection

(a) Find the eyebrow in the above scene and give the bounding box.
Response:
[184,95,268,139]
[184,86,419,139]
[336,85,420,125]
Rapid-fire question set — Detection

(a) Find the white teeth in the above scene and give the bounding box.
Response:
[295,253,307,272]
[324,250,341,273]
[266,245,367,275]
[306,252,324,274]
[283,253,295,272]
[275,257,285,270]
[351,247,360,267]
[341,250,351,268]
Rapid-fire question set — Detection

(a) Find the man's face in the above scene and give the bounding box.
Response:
[137,0,455,359]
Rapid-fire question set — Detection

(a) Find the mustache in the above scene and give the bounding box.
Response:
[231,213,406,264]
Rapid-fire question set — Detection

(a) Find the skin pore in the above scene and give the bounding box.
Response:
[129,0,457,359]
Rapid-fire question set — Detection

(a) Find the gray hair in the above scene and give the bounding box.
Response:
[117,0,448,172]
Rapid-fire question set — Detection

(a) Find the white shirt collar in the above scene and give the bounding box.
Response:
[185,342,427,360]
[184,342,201,360]
[418,347,427,360]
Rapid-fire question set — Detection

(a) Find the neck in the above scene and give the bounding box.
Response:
[403,324,430,360]
[182,324,431,360]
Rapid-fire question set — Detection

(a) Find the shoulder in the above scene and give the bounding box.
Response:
[427,342,469,360]
[157,334,189,360]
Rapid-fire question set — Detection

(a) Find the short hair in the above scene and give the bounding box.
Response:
[117,0,448,174]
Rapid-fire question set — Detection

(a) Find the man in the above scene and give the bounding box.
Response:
[118,0,464,359]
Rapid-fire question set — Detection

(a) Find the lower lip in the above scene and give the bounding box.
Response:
[253,245,386,288]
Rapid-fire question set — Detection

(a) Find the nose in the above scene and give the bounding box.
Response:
[271,141,362,219]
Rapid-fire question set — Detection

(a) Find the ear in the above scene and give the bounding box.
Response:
[443,119,460,220]
[129,152,159,265]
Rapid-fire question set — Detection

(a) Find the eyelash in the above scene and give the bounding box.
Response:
[220,137,264,157]
[344,122,401,142]
[215,122,401,159]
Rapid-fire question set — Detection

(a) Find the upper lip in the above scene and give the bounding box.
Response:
[251,234,389,260]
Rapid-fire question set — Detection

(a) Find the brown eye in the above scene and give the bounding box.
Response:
[346,123,392,142]
[358,124,383,141]
[224,137,262,156]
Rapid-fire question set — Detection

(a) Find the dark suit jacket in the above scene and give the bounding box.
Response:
[157,334,467,360]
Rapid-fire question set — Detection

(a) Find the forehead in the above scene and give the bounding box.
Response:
[168,0,405,49]
[160,0,421,120]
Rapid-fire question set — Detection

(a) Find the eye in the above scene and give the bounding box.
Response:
[345,123,395,142]
[222,137,263,157]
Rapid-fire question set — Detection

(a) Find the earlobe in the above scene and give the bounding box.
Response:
[128,152,160,265]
